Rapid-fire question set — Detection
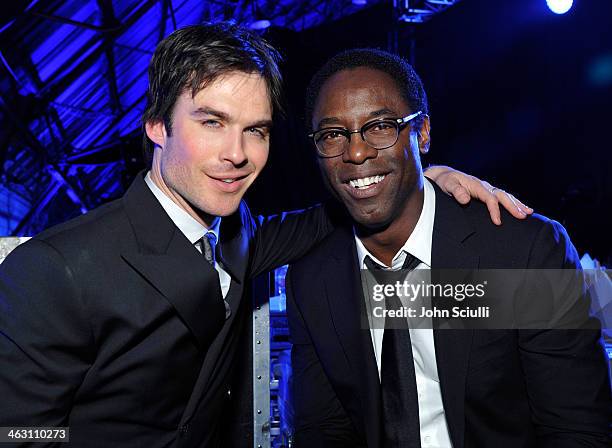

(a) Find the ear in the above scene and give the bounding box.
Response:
[418,115,431,155]
[145,120,167,149]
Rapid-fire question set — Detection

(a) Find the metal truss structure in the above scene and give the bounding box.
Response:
[0,0,460,236]
[394,0,462,23]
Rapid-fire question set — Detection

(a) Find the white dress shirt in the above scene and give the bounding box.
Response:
[355,178,452,448]
[144,172,231,299]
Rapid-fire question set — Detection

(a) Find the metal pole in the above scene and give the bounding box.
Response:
[253,274,271,448]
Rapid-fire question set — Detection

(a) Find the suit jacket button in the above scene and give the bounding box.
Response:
[180,424,189,435]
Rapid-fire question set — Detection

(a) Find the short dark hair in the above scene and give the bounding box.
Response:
[305,48,428,132]
[142,22,283,160]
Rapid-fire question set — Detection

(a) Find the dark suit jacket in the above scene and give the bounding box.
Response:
[0,173,333,447]
[287,184,611,448]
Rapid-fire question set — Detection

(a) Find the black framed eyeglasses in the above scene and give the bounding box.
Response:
[308,111,423,158]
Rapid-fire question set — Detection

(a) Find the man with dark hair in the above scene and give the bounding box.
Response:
[304,48,429,136]
[287,48,611,447]
[141,23,284,161]
[0,24,529,447]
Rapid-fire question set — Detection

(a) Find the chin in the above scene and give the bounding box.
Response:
[349,207,391,230]
[211,202,242,217]
[192,196,241,219]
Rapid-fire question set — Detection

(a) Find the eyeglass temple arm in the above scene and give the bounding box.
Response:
[309,111,424,137]
[398,110,423,124]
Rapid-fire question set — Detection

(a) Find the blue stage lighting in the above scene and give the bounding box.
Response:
[546,0,573,14]
[249,19,271,30]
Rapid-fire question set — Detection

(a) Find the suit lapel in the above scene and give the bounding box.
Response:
[314,184,484,447]
[216,203,249,289]
[120,174,255,427]
[121,238,225,349]
[120,173,225,350]
[179,204,253,424]
[322,226,382,448]
[430,184,479,448]
[315,184,482,448]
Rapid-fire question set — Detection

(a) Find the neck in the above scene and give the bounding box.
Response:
[356,182,424,266]
[149,164,216,229]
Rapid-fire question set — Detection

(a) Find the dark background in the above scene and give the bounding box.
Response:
[249,0,612,263]
[1,0,610,262]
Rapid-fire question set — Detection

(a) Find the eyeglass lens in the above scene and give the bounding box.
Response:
[316,119,399,156]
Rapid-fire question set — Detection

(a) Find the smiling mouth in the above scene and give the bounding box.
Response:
[207,172,252,194]
[210,174,250,184]
[347,174,386,190]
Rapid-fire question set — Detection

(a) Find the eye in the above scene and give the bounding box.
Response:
[371,122,394,131]
[365,120,396,137]
[318,129,345,142]
[202,119,222,128]
[246,127,268,140]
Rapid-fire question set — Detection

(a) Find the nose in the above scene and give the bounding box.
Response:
[342,132,377,165]
[220,130,248,167]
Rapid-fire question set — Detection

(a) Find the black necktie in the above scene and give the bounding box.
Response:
[364,253,422,448]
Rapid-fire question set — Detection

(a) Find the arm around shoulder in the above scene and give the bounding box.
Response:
[249,203,338,278]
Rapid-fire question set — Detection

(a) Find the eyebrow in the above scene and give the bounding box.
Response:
[192,107,273,129]
[191,107,230,120]
[249,119,274,130]
[315,108,398,129]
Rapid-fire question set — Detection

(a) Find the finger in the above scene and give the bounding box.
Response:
[484,193,502,226]
[447,180,472,204]
[467,180,503,225]
[458,179,502,225]
[509,194,533,214]
[494,189,527,220]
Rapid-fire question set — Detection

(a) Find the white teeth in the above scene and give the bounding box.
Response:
[222,179,234,183]
[349,175,385,189]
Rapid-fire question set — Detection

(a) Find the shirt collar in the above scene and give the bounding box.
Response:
[355,177,435,269]
[145,171,221,245]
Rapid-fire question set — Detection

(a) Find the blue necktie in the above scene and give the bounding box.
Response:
[200,232,231,319]
[201,231,217,267]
